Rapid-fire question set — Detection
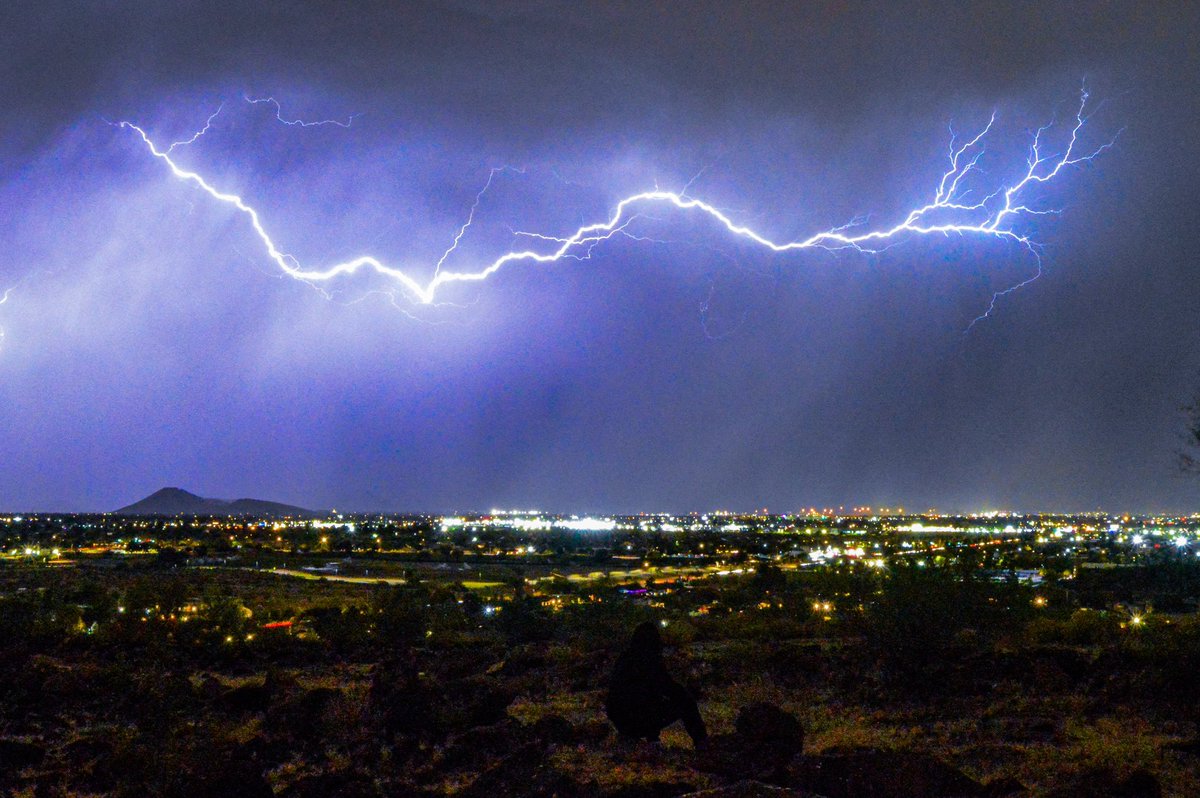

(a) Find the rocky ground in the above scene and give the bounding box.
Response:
[3,634,1199,797]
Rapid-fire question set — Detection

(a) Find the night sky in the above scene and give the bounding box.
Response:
[2,2,1199,514]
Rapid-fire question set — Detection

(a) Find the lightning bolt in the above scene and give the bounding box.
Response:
[166,103,224,153]
[0,285,13,351]
[119,88,1114,313]
[434,165,525,278]
[243,95,359,128]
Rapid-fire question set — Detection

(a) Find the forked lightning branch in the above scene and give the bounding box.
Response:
[118,90,1113,312]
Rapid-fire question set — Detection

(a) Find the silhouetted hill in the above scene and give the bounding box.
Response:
[115,487,316,517]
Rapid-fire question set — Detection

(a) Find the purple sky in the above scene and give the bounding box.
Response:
[1,2,1199,513]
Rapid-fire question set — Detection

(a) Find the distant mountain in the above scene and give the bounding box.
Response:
[114,487,317,517]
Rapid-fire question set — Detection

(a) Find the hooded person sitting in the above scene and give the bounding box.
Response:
[605,621,707,745]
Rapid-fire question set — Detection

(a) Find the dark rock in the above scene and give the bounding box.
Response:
[0,737,46,770]
[125,670,200,722]
[79,734,133,792]
[1035,647,1093,682]
[197,675,224,701]
[280,770,379,798]
[764,645,828,688]
[981,776,1027,797]
[187,765,275,798]
[263,667,299,694]
[266,738,300,767]
[1112,770,1162,798]
[374,678,436,739]
[735,703,804,755]
[438,720,524,772]
[1165,738,1200,757]
[531,714,582,745]
[497,645,551,676]
[238,734,295,769]
[457,740,587,798]
[1029,659,1071,693]
[1045,767,1161,798]
[266,686,341,745]
[791,748,984,797]
[988,716,1061,744]
[451,676,517,729]
[40,661,103,703]
[604,782,699,798]
[124,744,276,798]
[60,733,115,769]
[223,680,272,713]
[398,675,515,738]
[577,719,615,744]
[697,704,804,783]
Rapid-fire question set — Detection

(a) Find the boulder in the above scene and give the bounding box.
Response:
[197,674,224,702]
[457,740,587,798]
[735,703,804,755]
[531,714,585,746]
[266,686,341,746]
[280,770,379,798]
[697,704,804,783]
[438,720,524,772]
[454,676,517,729]
[187,766,275,798]
[986,716,1061,744]
[1045,767,1161,798]
[791,748,984,797]
[0,737,45,770]
[980,776,1028,797]
[222,680,272,713]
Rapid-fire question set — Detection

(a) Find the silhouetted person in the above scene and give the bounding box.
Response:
[606,621,707,745]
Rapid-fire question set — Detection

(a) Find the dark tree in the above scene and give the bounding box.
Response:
[1181,391,1200,473]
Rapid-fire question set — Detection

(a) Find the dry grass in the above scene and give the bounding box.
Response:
[508,689,604,727]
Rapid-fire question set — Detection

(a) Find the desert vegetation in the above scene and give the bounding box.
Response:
[2,557,1198,796]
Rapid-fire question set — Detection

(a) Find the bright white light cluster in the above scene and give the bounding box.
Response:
[441,514,615,532]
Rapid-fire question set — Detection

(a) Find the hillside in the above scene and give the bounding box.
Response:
[114,487,316,517]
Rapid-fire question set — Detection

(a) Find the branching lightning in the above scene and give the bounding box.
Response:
[243,95,359,128]
[166,103,224,153]
[434,165,525,279]
[0,285,13,351]
[119,89,1114,314]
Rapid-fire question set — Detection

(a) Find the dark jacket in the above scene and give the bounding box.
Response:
[605,622,705,742]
